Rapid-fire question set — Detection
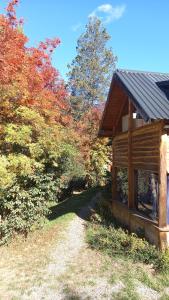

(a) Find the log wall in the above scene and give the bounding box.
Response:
[113,132,128,168]
[113,121,162,172]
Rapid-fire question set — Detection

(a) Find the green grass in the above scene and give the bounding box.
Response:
[45,187,100,228]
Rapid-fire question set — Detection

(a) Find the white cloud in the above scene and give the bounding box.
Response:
[89,3,126,24]
[98,4,113,13]
[71,23,82,32]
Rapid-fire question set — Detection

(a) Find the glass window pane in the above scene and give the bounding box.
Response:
[116,168,128,205]
[135,170,159,220]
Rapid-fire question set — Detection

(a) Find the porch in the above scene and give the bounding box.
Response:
[112,119,169,248]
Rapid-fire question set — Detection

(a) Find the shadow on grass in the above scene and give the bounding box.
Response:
[47,187,101,223]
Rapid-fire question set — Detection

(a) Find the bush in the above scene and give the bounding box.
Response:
[0,109,85,244]
[86,197,169,272]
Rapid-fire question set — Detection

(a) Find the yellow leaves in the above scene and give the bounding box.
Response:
[0,153,43,188]
[8,154,43,177]
[4,123,32,146]
[29,143,44,160]
[0,155,14,188]
[16,106,46,131]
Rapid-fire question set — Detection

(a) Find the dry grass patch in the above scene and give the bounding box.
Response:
[0,222,65,298]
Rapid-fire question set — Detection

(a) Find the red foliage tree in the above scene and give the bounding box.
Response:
[0,0,69,124]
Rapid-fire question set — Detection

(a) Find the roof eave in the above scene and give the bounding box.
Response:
[115,71,150,122]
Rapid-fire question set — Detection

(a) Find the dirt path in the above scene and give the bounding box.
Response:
[21,217,85,299]
[20,192,117,300]
[21,193,115,300]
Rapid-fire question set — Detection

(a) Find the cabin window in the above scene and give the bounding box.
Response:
[116,168,128,205]
[135,170,159,220]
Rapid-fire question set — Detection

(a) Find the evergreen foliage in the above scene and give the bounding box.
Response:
[68,16,117,118]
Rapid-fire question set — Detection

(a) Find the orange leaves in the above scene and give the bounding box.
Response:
[0,13,27,85]
[0,1,69,124]
[39,38,61,54]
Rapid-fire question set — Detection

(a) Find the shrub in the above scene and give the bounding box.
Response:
[86,196,169,272]
[0,112,85,244]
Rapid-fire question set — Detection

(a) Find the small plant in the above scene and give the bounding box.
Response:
[86,196,169,272]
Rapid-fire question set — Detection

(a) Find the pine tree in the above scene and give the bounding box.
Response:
[67,16,117,119]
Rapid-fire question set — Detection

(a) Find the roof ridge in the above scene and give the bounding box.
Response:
[116,68,169,76]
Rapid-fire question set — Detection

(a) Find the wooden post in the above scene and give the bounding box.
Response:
[159,134,168,227]
[128,99,135,209]
[112,141,117,201]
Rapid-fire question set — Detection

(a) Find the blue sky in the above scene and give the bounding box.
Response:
[1,0,169,80]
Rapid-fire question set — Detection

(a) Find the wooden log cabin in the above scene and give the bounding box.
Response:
[99,69,169,249]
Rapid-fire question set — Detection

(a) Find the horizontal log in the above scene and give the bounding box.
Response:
[132,150,159,156]
[114,143,128,148]
[114,133,128,141]
[114,157,128,162]
[132,139,158,147]
[114,143,128,149]
[132,135,159,142]
[114,142,128,147]
[114,162,128,167]
[114,154,128,158]
[114,149,127,154]
[114,139,128,144]
[132,146,159,151]
[132,134,159,142]
[114,159,128,163]
[114,149,128,154]
[114,158,128,162]
[132,155,159,159]
[132,128,160,137]
[132,122,162,136]
[132,161,159,166]
[114,151,128,156]
[114,156,128,160]
[132,148,159,153]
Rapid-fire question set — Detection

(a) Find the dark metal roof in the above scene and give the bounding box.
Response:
[114,69,169,121]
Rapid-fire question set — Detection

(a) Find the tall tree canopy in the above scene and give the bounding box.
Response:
[68,16,117,118]
[68,17,117,185]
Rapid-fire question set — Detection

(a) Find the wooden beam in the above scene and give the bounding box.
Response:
[128,99,135,209]
[159,133,168,227]
[112,142,117,201]
[114,96,127,134]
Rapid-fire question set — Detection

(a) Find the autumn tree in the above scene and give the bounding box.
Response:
[68,16,117,119]
[0,0,84,244]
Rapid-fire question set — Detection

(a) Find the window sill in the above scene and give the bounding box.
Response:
[130,209,158,226]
